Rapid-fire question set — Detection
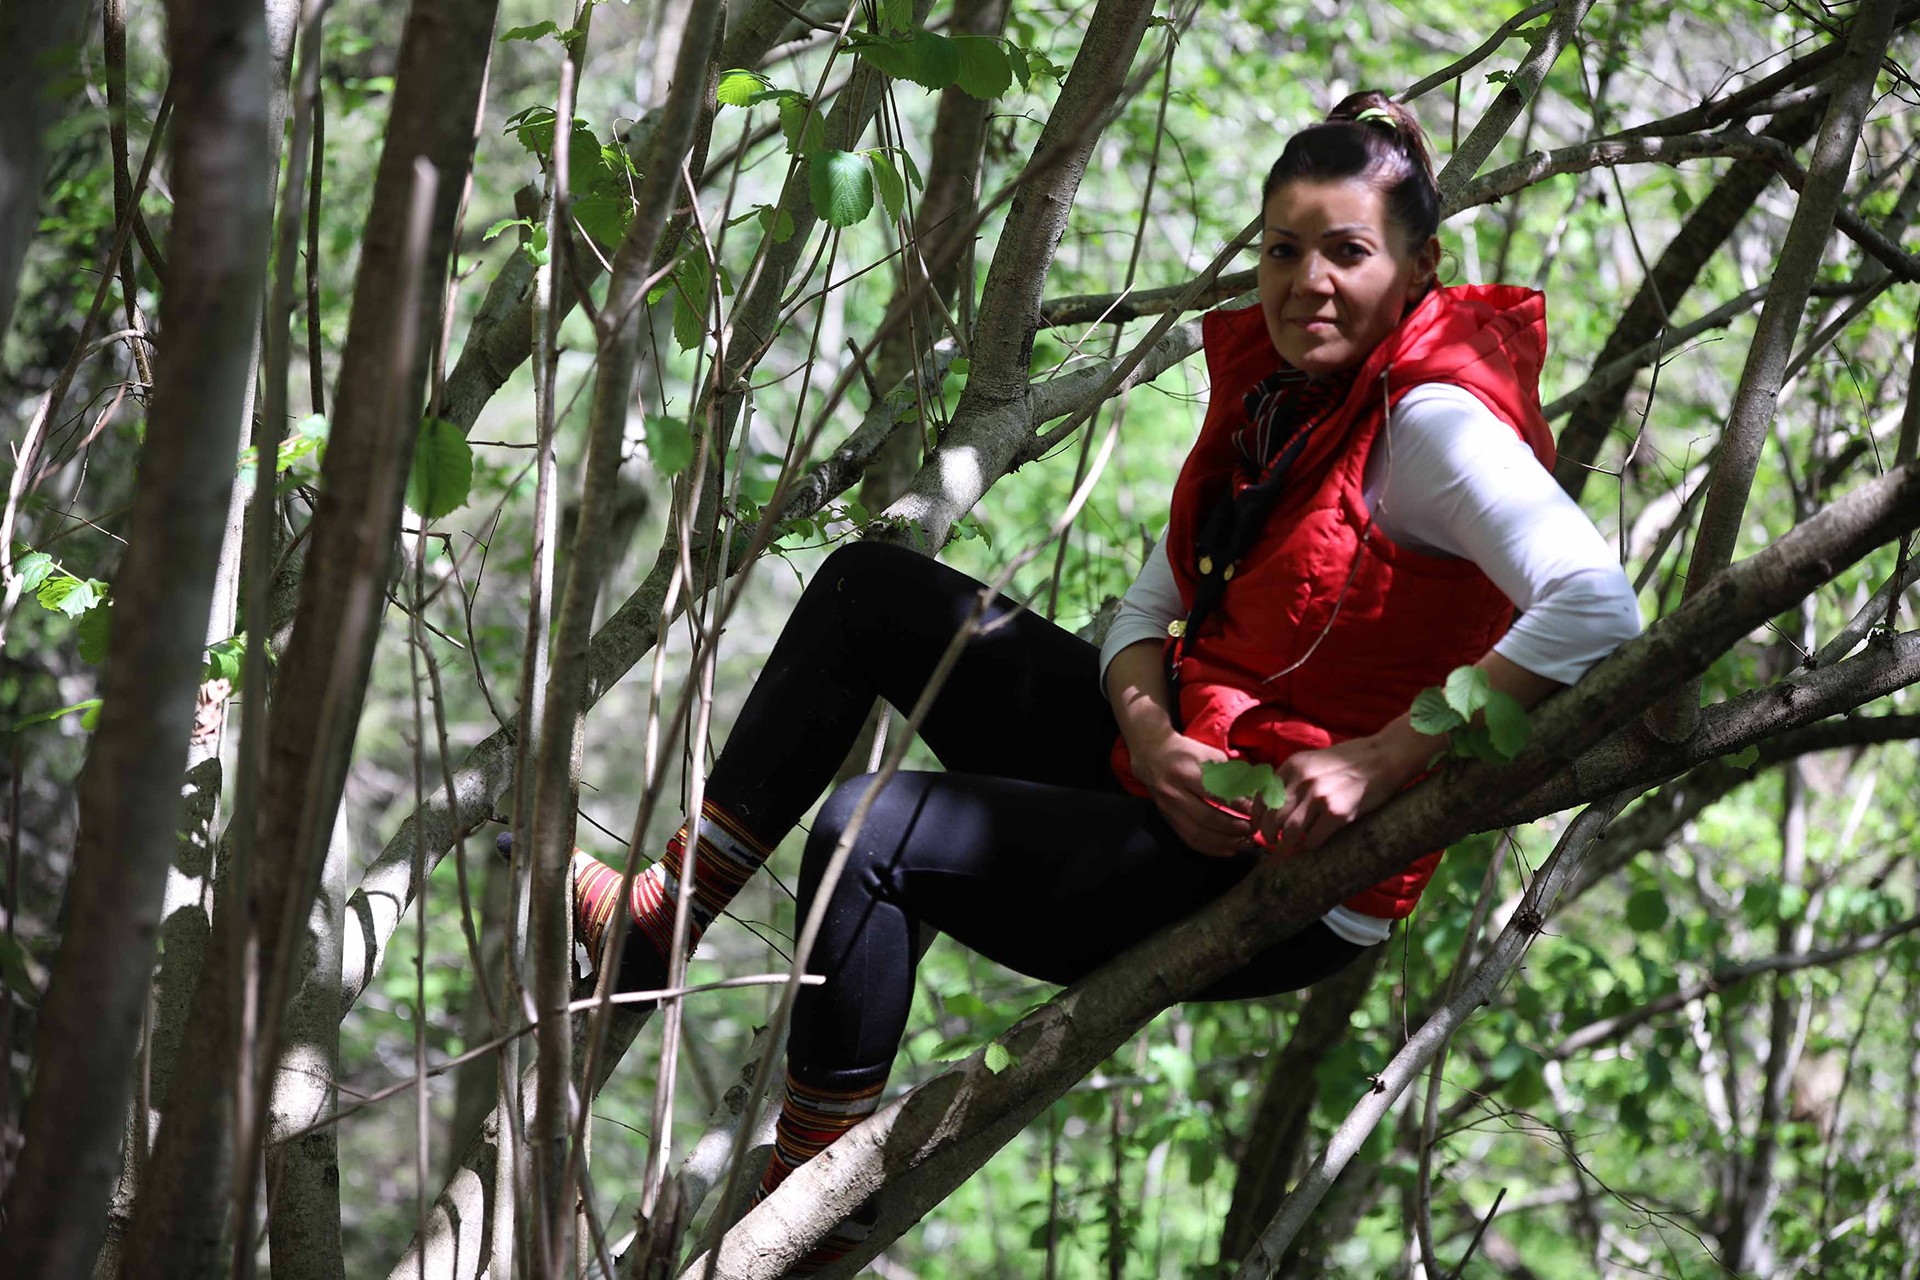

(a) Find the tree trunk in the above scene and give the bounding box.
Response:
[123,0,501,1271]
[0,0,272,1270]
[0,0,91,341]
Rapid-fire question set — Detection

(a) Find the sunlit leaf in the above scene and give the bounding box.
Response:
[777,94,826,155]
[716,68,771,107]
[15,551,52,594]
[808,149,875,228]
[1409,686,1463,735]
[1443,665,1491,720]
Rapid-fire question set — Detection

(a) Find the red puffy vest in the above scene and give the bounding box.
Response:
[1111,284,1556,918]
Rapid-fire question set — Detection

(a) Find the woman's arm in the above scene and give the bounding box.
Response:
[1105,639,1251,857]
[1254,384,1642,855]
[1251,651,1558,853]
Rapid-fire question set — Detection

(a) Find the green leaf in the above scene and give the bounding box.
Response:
[15,551,53,593]
[205,634,249,686]
[808,149,875,228]
[850,34,917,81]
[878,0,912,34]
[1489,1041,1530,1081]
[0,934,43,1005]
[8,698,102,732]
[406,418,473,520]
[868,150,906,221]
[644,417,694,476]
[1503,1058,1549,1109]
[1483,689,1531,759]
[500,20,561,42]
[76,601,111,664]
[777,94,826,155]
[671,257,709,350]
[1200,759,1281,806]
[756,203,797,244]
[483,214,529,242]
[1409,686,1464,735]
[982,1041,1012,1074]
[1443,665,1491,720]
[1007,43,1032,89]
[952,35,1012,99]
[572,191,631,247]
[1626,888,1669,932]
[37,574,101,618]
[908,31,959,89]
[1724,744,1761,769]
[716,68,771,107]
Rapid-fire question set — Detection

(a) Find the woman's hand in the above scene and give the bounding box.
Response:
[1132,732,1252,857]
[1249,732,1423,856]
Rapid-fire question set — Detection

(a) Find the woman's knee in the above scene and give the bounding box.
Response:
[816,539,920,599]
[799,773,918,905]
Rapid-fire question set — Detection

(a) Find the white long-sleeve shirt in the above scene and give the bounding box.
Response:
[1100,383,1643,944]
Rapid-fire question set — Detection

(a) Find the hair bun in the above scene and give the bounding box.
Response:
[1325,91,1434,184]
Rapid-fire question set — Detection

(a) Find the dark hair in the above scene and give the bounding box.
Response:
[1261,91,1440,252]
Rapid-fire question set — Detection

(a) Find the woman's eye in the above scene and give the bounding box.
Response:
[1265,244,1296,260]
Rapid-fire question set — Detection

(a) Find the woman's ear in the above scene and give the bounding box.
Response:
[1411,235,1442,291]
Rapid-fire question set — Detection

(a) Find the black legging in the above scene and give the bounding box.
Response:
[705,540,1367,1086]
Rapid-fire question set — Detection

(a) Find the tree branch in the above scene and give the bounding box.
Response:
[686,459,1920,1276]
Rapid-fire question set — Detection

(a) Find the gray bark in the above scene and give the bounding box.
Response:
[124,0,501,1271]
[265,811,352,1280]
[0,0,272,1271]
[682,457,1920,1277]
[0,0,91,341]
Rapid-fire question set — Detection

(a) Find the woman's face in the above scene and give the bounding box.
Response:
[1257,179,1440,377]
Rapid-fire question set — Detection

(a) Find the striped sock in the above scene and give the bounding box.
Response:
[571,799,771,986]
[756,1070,886,1273]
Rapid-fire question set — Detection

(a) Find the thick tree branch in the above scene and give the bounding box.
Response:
[687,461,1920,1275]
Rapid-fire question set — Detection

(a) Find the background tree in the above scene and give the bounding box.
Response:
[2,0,1918,1276]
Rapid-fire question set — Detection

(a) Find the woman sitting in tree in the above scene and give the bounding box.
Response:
[559,90,1642,1270]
